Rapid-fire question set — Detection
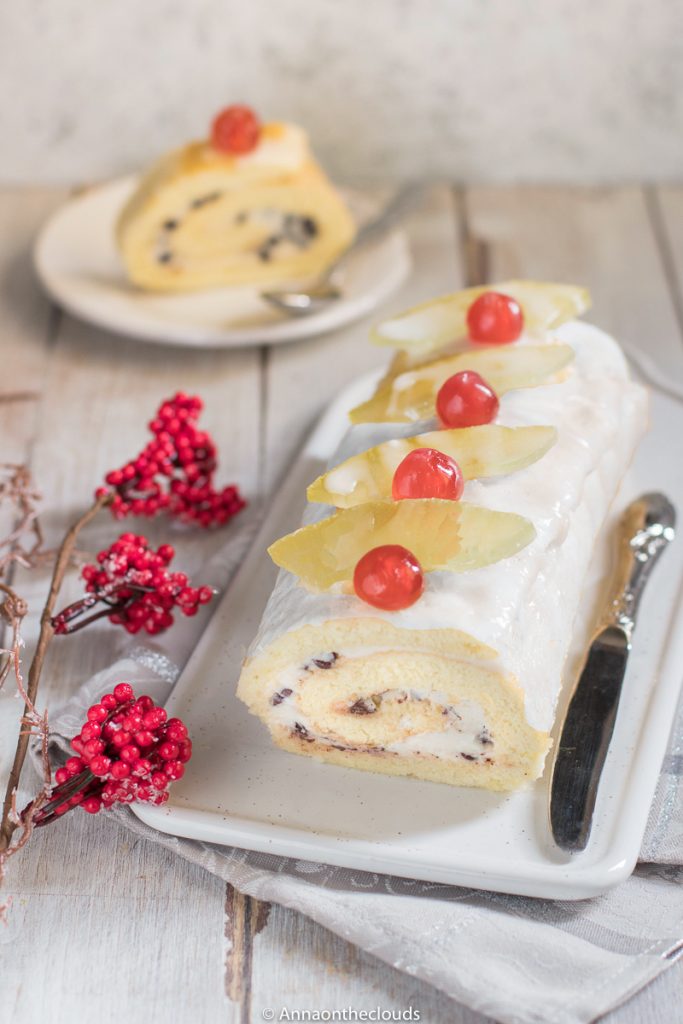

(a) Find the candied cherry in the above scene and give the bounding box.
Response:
[392,448,464,502]
[436,371,499,428]
[353,544,424,611]
[211,105,261,155]
[467,291,523,345]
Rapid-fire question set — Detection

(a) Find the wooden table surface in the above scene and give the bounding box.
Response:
[1,184,682,1024]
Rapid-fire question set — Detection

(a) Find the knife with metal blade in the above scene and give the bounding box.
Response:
[550,492,676,853]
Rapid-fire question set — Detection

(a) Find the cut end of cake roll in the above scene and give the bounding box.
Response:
[116,122,356,292]
[237,618,550,791]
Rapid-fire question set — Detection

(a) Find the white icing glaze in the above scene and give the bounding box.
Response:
[249,320,648,734]
[235,123,307,173]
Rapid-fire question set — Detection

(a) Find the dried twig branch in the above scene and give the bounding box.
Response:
[0,491,111,855]
[0,463,48,578]
[0,583,27,693]
[0,580,50,902]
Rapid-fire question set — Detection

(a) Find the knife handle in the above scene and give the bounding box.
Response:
[603,492,676,638]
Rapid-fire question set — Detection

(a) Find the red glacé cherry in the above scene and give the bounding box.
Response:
[467,291,523,345]
[211,105,261,155]
[392,448,464,501]
[353,545,424,611]
[436,371,499,428]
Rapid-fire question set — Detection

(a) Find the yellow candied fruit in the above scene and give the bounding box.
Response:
[268,499,535,592]
[350,344,574,424]
[307,424,557,508]
[372,280,591,355]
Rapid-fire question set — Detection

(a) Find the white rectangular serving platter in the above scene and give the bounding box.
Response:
[134,370,683,900]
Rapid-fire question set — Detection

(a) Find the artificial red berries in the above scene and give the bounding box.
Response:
[467,291,523,345]
[392,448,464,502]
[97,391,246,528]
[211,105,261,155]
[353,544,424,611]
[436,371,499,429]
[33,688,192,826]
[51,533,214,636]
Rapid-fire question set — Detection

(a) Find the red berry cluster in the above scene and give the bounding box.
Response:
[33,684,191,823]
[96,392,246,527]
[51,533,214,636]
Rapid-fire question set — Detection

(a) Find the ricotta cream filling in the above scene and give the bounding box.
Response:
[268,666,492,762]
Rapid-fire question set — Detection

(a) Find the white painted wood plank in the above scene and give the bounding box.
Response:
[250,901,492,1024]
[2,863,228,1024]
[0,187,66,869]
[0,188,62,528]
[463,185,683,378]
[1,202,262,1021]
[600,957,683,1024]
[0,187,61,384]
[652,186,683,344]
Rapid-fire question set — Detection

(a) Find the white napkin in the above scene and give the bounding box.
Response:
[28,514,683,1024]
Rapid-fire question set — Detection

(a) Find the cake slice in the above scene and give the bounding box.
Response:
[237,290,648,791]
[117,107,355,292]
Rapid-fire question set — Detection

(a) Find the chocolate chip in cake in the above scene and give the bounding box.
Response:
[461,752,477,761]
[477,727,493,746]
[349,697,378,715]
[257,236,279,262]
[312,652,338,670]
[191,191,222,209]
[304,652,338,671]
[163,219,179,231]
[301,216,318,238]
[293,722,314,742]
[157,251,173,264]
[283,214,319,248]
[271,687,293,706]
[351,698,377,715]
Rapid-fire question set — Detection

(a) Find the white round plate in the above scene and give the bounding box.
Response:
[34,176,411,349]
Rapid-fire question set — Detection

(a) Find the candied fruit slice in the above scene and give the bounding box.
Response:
[350,344,574,424]
[307,425,557,508]
[372,281,591,356]
[268,499,535,592]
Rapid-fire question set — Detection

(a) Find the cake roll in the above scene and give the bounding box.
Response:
[117,120,355,291]
[237,317,648,791]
